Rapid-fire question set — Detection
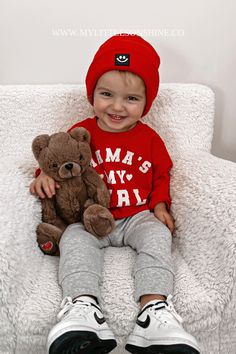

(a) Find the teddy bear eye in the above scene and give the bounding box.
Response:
[52,163,58,168]
[79,154,83,161]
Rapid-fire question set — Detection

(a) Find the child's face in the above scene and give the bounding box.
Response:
[93,70,146,132]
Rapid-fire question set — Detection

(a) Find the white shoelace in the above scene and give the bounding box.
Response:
[57,296,93,321]
[151,295,183,324]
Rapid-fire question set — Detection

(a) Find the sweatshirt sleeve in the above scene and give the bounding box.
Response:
[148,135,173,211]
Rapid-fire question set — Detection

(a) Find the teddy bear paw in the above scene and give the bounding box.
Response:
[83,204,115,238]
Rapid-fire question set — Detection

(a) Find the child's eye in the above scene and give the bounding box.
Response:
[128,96,138,101]
[100,91,111,97]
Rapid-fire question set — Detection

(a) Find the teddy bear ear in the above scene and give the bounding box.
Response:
[69,127,91,144]
[32,134,50,160]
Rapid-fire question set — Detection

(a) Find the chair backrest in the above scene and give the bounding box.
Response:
[0,83,214,162]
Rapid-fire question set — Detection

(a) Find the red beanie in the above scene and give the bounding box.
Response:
[85,34,160,116]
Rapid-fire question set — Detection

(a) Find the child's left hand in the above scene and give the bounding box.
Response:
[154,202,175,234]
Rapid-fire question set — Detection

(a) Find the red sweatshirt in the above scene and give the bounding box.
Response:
[67,117,173,219]
[36,117,172,219]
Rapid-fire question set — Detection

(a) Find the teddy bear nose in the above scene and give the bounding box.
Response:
[65,163,73,170]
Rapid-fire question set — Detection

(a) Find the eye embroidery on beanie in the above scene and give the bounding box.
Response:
[115,54,130,66]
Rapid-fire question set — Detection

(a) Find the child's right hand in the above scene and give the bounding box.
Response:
[29,171,60,199]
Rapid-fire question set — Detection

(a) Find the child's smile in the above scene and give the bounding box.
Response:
[108,114,127,120]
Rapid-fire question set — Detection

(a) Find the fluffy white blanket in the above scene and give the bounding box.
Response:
[0,84,235,354]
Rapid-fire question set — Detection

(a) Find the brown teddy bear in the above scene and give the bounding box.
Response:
[32,127,115,256]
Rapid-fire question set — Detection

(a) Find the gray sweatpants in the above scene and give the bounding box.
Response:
[59,210,174,304]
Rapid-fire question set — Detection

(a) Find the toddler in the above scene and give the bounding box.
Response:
[30,34,200,354]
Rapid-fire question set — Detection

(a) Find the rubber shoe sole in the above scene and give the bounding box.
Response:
[49,330,117,354]
[125,343,200,354]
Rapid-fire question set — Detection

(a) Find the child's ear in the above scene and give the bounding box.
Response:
[32,135,50,160]
[69,127,91,144]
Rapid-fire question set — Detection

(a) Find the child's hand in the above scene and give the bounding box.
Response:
[154,202,175,234]
[29,171,60,199]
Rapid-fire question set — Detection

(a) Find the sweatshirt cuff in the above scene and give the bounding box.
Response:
[35,168,41,178]
[149,197,171,211]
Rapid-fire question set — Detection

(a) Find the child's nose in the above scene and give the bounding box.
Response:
[112,98,124,112]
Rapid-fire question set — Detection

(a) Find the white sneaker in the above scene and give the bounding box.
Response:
[47,296,117,354]
[125,295,201,354]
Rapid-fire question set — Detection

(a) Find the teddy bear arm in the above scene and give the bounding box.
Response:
[96,183,110,208]
[83,167,110,208]
[41,197,57,224]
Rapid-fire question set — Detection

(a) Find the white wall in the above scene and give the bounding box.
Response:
[0,0,235,162]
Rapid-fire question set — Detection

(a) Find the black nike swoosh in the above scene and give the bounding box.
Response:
[94,312,106,325]
[136,314,150,328]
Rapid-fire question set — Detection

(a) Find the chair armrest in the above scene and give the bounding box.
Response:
[0,158,62,351]
[171,152,236,332]
[171,152,236,231]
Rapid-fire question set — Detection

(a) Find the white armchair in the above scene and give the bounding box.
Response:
[0,84,235,354]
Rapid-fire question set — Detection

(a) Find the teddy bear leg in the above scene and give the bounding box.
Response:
[36,222,63,256]
[83,204,115,238]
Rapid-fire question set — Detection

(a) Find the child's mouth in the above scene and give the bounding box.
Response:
[108,114,127,121]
